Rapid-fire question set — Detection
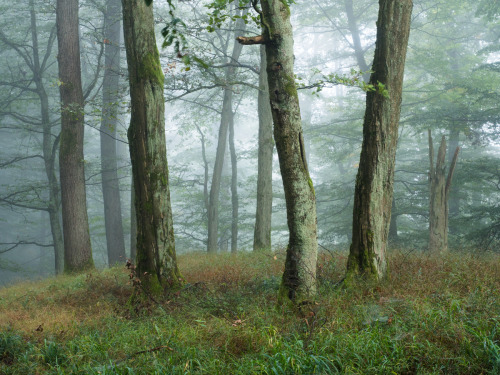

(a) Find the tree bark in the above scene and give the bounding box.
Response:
[207,9,246,252]
[428,130,459,253]
[130,178,137,261]
[101,0,126,266]
[56,0,94,272]
[122,0,182,293]
[346,0,412,281]
[244,1,318,303]
[253,45,274,252]
[29,1,64,274]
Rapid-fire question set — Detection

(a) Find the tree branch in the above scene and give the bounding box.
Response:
[236,35,265,45]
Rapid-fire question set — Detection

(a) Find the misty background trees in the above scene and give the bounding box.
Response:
[0,0,498,285]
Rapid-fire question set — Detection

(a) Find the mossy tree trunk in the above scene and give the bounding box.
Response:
[238,0,318,303]
[121,0,182,294]
[56,0,94,272]
[428,130,459,253]
[29,0,64,274]
[346,0,412,281]
[253,45,274,252]
[101,0,126,266]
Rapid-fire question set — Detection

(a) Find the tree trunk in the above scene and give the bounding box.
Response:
[346,0,412,281]
[428,130,459,253]
[388,198,399,244]
[130,178,137,261]
[229,110,238,253]
[30,0,64,274]
[101,0,126,266]
[447,127,460,234]
[207,10,246,252]
[122,0,182,294]
[344,0,371,83]
[56,0,94,272]
[253,45,274,252]
[242,1,318,303]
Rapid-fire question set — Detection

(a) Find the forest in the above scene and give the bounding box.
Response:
[0,0,499,374]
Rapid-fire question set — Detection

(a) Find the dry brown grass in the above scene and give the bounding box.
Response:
[178,251,284,287]
[0,268,132,338]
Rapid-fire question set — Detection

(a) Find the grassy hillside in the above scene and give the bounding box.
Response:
[0,250,499,374]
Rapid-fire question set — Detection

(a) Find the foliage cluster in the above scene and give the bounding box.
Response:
[0,250,498,374]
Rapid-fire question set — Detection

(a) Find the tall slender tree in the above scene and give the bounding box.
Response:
[207,6,247,253]
[56,0,94,272]
[238,0,318,303]
[253,45,274,252]
[122,0,182,293]
[101,0,126,266]
[346,0,412,281]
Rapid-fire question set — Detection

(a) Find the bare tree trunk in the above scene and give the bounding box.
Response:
[122,0,182,294]
[196,125,210,214]
[447,127,460,234]
[346,0,412,281]
[101,0,126,266]
[229,111,238,253]
[207,9,246,252]
[29,1,64,274]
[56,0,94,272]
[428,130,459,253]
[253,45,274,252]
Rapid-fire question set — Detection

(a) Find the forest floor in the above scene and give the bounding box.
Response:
[0,249,498,374]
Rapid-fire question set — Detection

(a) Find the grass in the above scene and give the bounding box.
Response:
[0,250,498,374]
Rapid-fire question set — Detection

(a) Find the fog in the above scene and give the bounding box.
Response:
[0,0,498,286]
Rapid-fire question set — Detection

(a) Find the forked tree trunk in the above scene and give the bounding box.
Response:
[122,0,182,293]
[56,0,94,272]
[346,0,412,281]
[207,9,246,253]
[428,130,459,253]
[29,0,64,274]
[101,0,126,266]
[238,1,318,303]
[253,45,274,252]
